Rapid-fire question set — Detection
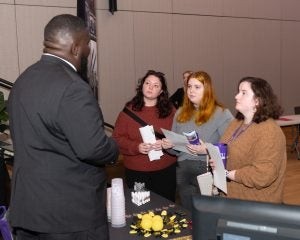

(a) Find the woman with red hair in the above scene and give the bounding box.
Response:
[162,71,233,211]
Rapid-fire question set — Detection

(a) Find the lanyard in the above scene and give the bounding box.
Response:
[227,122,253,144]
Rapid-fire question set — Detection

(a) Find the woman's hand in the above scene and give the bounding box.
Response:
[209,159,236,181]
[209,158,216,170]
[161,138,174,149]
[186,144,207,155]
[152,139,162,151]
[138,140,163,154]
[138,142,153,154]
[226,170,236,181]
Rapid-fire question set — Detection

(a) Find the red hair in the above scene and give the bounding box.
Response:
[177,71,223,125]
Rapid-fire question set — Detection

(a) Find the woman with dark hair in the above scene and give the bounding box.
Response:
[211,77,286,203]
[112,70,177,201]
[162,71,233,211]
[170,70,193,109]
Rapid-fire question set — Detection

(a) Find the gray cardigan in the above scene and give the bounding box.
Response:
[171,106,233,162]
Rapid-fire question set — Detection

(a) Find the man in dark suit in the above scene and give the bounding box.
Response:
[7,14,119,240]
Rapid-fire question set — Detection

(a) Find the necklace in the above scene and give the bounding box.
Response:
[227,122,253,144]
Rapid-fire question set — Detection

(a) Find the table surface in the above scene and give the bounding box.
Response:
[276,114,300,160]
[108,188,192,240]
[276,114,300,127]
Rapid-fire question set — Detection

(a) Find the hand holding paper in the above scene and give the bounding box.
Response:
[161,128,192,154]
[161,128,206,155]
[139,125,163,161]
[183,130,200,145]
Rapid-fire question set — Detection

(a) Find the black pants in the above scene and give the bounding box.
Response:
[125,163,177,202]
[0,159,10,207]
[176,160,207,212]
[14,224,108,240]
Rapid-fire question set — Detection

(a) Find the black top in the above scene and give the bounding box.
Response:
[169,87,184,109]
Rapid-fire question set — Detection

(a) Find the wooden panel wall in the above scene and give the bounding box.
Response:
[0,3,18,97]
[1,0,300,125]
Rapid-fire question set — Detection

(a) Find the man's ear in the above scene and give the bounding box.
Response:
[71,42,79,57]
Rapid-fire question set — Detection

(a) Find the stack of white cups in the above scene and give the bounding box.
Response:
[110,178,126,228]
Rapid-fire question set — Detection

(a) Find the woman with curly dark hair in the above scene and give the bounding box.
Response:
[112,70,177,201]
[211,77,287,203]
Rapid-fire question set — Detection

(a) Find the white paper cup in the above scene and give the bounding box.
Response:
[111,178,126,228]
[197,172,213,196]
[106,187,112,222]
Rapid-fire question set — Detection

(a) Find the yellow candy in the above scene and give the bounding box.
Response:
[162,233,169,238]
[161,210,167,216]
[148,211,155,217]
[144,232,152,238]
[130,224,137,229]
[133,210,188,237]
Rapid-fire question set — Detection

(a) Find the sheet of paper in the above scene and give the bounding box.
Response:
[161,128,193,154]
[205,143,227,194]
[139,125,163,161]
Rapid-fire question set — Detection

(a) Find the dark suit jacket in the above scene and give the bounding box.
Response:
[8,55,119,233]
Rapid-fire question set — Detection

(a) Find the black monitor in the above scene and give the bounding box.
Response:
[192,195,300,240]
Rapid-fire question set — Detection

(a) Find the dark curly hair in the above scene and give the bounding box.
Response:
[126,70,173,118]
[236,77,283,123]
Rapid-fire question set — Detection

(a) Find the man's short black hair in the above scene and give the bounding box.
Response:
[44,14,87,42]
